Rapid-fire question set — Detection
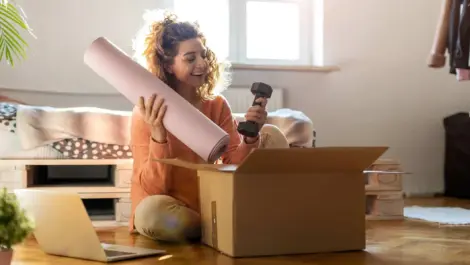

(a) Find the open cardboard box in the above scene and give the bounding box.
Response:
[155,146,396,257]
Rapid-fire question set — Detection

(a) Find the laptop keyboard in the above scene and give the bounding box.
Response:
[104,249,135,257]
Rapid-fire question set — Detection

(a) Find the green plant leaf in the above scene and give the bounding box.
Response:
[0,38,5,62]
[0,0,32,66]
[0,187,35,249]
[1,3,28,28]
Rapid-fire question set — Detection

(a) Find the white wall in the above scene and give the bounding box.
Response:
[1,0,468,196]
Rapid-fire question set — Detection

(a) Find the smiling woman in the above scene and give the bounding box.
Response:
[132,10,231,99]
[128,9,290,243]
[0,0,34,67]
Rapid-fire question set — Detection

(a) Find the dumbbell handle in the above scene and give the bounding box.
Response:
[251,93,265,107]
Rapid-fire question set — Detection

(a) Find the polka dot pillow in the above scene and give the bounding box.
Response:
[51,138,133,159]
[0,103,17,133]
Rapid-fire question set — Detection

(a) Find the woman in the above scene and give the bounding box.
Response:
[130,11,289,242]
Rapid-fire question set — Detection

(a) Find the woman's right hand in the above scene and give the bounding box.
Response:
[138,93,168,143]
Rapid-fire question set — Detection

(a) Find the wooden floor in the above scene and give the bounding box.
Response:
[12,196,470,265]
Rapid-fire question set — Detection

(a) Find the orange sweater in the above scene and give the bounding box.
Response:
[129,95,258,231]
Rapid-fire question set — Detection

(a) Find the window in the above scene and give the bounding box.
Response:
[172,0,323,67]
[245,1,300,60]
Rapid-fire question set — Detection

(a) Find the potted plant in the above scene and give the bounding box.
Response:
[0,0,34,66]
[0,187,35,265]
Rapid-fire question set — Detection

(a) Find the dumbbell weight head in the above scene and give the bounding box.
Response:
[237,82,273,138]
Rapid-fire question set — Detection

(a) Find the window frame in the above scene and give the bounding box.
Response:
[171,0,320,67]
[231,0,313,66]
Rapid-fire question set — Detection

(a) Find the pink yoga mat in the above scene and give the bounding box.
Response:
[83,37,230,163]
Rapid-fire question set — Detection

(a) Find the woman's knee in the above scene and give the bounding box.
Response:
[134,195,201,242]
[259,124,289,148]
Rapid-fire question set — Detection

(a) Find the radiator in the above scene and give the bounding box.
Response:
[221,87,284,113]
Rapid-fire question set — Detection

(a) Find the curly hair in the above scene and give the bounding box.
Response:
[132,10,231,101]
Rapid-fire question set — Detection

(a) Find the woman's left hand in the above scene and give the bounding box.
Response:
[244,97,268,143]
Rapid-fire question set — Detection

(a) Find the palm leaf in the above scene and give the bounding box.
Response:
[0,0,33,67]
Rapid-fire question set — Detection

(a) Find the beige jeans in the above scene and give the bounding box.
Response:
[134,124,289,242]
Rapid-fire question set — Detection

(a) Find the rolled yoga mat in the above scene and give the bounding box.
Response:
[83,37,230,163]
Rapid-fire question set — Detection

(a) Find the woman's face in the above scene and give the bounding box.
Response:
[168,37,208,90]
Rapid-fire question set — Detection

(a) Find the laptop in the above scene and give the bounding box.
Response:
[14,189,166,262]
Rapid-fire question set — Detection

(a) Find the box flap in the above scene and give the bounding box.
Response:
[153,158,236,172]
[235,147,389,174]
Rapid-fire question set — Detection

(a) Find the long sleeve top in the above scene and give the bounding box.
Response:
[128,95,258,231]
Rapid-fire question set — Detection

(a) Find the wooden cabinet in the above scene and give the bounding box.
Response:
[365,159,405,220]
[0,159,132,227]
[114,164,132,188]
[115,198,132,223]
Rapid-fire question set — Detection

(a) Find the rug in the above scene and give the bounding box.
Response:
[404,206,470,225]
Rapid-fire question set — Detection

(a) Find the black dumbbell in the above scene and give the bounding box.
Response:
[237,82,273,138]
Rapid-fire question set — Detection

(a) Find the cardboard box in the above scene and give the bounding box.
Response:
[156,146,389,257]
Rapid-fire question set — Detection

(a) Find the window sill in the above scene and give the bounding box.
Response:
[231,64,340,73]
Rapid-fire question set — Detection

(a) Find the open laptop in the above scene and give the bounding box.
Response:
[14,189,166,262]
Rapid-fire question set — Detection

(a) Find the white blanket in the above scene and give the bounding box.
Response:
[16,105,132,149]
[15,105,314,149]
